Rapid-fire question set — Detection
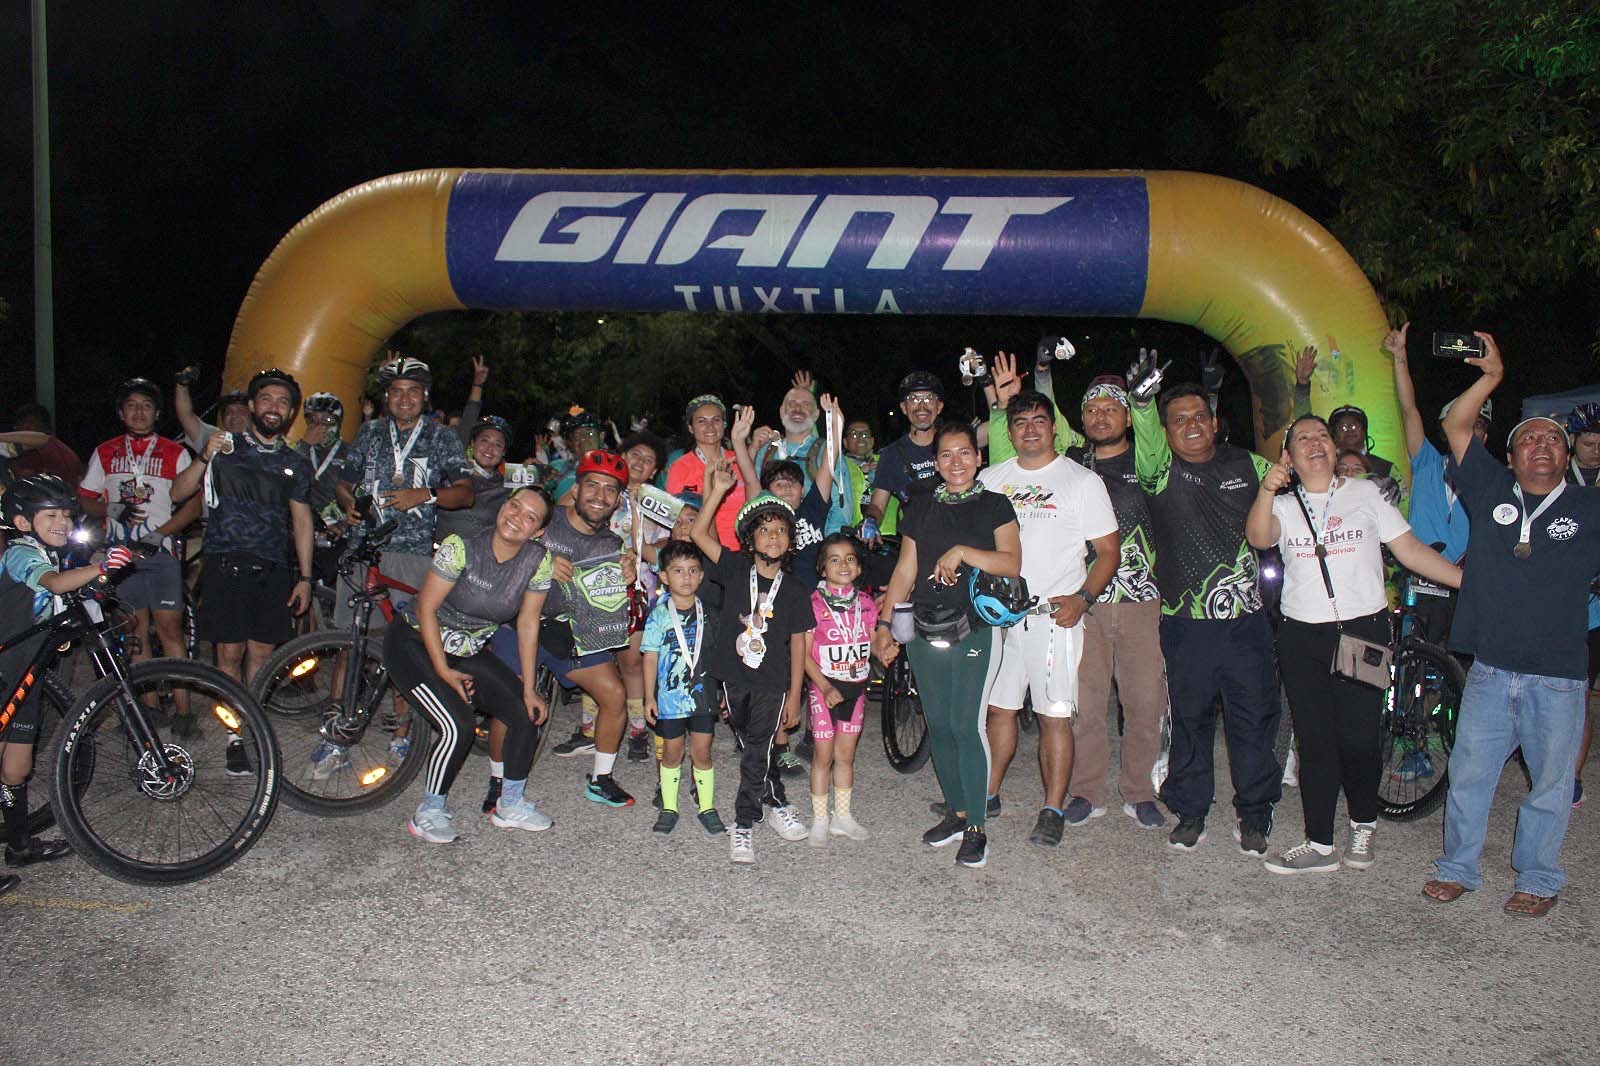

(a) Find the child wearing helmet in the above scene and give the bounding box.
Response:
[691,456,815,863]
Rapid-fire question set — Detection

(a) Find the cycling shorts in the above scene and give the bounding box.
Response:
[807,678,866,741]
[653,712,716,740]
[119,550,183,613]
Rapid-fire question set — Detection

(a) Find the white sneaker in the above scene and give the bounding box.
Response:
[1344,823,1376,870]
[408,807,457,844]
[828,811,870,841]
[808,816,829,847]
[1281,747,1299,789]
[489,798,554,833]
[763,804,808,842]
[730,826,755,864]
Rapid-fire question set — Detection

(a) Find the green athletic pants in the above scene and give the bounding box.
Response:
[906,626,999,828]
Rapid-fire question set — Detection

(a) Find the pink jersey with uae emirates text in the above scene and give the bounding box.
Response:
[809,586,876,683]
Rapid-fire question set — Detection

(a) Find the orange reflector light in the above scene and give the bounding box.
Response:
[290,658,319,677]
[360,767,387,786]
[213,705,241,731]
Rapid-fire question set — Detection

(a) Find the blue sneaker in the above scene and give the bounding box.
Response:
[1394,751,1435,782]
[584,773,635,808]
[307,740,351,781]
[408,808,457,844]
[489,798,554,833]
[388,736,412,765]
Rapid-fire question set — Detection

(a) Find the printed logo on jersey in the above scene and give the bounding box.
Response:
[1493,503,1519,526]
[1217,477,1249,492]
[1548,516,1579,541]
[999,483,1058,515]
[577,562,629,612]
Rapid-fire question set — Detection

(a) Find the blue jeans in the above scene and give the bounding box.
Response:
[1435,661,1586,896]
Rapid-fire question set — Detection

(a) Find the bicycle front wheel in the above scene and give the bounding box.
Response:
[1377,640,1465,821]
[252,631,426,816]
[27,673,90,836]
[51,659,280,886]
[880,656,931,774]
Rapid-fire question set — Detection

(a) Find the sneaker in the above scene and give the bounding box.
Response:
[387,736,411,765]
[1344,824,1377,870]
[626,729,650,762]
[3,838,71,866]
[763,803,808,842]
[922,811,966,848]
[481,777,502,815]
[1574,777,1585,810]
[1122,801,1165,829]
[651,809,679,835]
[929,795,1002,819]
[1233,819,1270,856]
[808,815,829,847]
[552,729,596,758]
[408,808,457,844]
[584,773,635,808]
[0,873,17,898]
[1264,840,1340,875]
[828,811,870,841]
[1168,817,1207,851]
[730,825,755,863]
[1282,747,1300,788]
[1028,808,1065,847]
[169,711,200,739]
[696,808,727,836]
[1394,750,1435,781]
[1063,796,1104,825]
[489,798,554,833]
[651,785,663,810]
[774,749,807,777]
[307,740,351,781]
[225,740,251,777]
[955,826,989,868]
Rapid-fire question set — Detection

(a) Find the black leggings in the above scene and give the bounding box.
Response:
[1277,611,1389,844]
[384,624,538,798]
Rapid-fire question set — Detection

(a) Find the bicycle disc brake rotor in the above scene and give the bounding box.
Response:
[321,705,372,746]
[135,743,196,800]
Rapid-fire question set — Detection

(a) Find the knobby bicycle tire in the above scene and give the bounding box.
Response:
[51,659,280,886]
[1377,640,1465,821]
[26,674,91,836]
[252,631,427,816]
[880,656,931,774]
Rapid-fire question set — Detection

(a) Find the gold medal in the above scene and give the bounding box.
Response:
[1513,542,1532,560]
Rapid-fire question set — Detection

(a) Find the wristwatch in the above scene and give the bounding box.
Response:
[1073,588,1096,614]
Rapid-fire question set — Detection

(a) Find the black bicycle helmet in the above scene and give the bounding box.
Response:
[376,355,433,390]
[1566,403,1600,438]
[1328,404,1369,432]
[247,367,302,411]
[3,474,77,526]
[114,377,163,414]
[897,370,945,402]
[303,392,345,423]
[218,389,250,410]
[470,415,514,450]
[560,408,606,438]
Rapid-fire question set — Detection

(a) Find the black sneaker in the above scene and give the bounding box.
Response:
[651,785,663,810]
[652,809,679,834]
[225,740,251,777]
[0,873,17,897]
[552,730,596,758]
[626,730,650,762]
[1234,819,1270,856]
[481,777,502,815]
[1168,816,1207,851]
[1027,809,1064,848]
[584,773,635,808]
[956,827,989,868]
[922,811,966,848]
[696,808,727,836]
[169,711,199,739]
[4,837,71,867]
[928,795,1001,819]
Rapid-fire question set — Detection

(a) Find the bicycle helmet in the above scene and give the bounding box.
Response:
[376,356,433,390]
[897,370,944,402]
[1328,404,1369,432]
[3,474,77,526]
[470,415,514,451]
[561,407,606,438]
[1566,403,1600,438]
[303,392,345,423]
[735,492,796,545]
[218,389,250,411]
[1439,397,1492,424]
[114,377,163,414]
[575,449,628,485]
[247,367,302,411]
[969,570,1036,628]
[683,394,726,426]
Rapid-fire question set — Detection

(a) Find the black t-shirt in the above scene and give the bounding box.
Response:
[204,432,313,564]
[899,490,1017,623]
[704,550,815,692]
[791,484,830,580]
[871,436,937,503]
[1448,439,1600,679]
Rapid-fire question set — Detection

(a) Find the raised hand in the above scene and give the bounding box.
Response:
[1382,322,1410,363]
[1127,348,1169,404]
[1295,345,1318,386]
[991,350,1026,404]
[1260,453,1293,495]
[1467,331,1504,381]
[731,403,756,444]
[791,369,816,394]
[472,355,489,386]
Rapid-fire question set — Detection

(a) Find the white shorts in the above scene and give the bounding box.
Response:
[988,614,1083,718]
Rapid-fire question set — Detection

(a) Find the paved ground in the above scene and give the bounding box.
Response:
[6,705,1596,1066]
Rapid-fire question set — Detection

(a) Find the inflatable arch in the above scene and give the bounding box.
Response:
[223,169,1399,472]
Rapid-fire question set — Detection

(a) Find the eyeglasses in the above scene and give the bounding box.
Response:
[903,392,939,406]
[308,415,339,426]
[846,429,873,439]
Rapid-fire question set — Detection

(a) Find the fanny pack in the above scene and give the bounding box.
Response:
[913,602,972,646]
[1292,491,1393,689]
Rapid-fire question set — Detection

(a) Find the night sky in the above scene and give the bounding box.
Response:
[0,3,1585,451]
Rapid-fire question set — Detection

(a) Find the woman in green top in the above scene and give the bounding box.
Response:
[872,423,1021,869]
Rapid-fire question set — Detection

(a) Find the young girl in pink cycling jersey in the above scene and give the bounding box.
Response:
[804,533,876,844]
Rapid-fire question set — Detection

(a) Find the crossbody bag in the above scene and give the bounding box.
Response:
[1292,487,1393,689]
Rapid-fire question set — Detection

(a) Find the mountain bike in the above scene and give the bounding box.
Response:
[0,563,279,886]
[1376,573,1465,820]
[879,652,930,773]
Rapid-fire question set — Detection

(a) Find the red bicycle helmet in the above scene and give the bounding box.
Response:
[575,450,628,485]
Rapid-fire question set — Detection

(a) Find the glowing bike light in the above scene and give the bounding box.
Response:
[290,657,319,678]
[213,705,241,732]
[360,767,387,786]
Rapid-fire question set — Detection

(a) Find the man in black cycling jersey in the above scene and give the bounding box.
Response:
[863,370,945,546]
[539,450,639,807]
[295,392,349,592]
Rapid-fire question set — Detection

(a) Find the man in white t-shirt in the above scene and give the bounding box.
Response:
[978,390,1120,848]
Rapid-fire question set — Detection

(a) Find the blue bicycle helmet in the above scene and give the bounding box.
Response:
[969,570,1036,628]
[1566,403,1600,438]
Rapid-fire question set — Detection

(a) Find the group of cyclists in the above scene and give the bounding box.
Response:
[2,327,1598,908]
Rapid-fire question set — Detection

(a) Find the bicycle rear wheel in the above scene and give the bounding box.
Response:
[880,655,931,774]
[51,659,280,886]
[1377,640,1465,820]
[252,631,426,816]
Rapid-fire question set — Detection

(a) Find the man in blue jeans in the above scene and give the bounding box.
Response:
[1424,334,1600,917]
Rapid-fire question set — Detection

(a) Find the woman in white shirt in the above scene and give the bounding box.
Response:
[1247,416,1461,875]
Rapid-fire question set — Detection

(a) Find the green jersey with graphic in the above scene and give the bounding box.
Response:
[540,506,631,654]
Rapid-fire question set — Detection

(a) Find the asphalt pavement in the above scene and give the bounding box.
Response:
[5,706,1596,1066]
